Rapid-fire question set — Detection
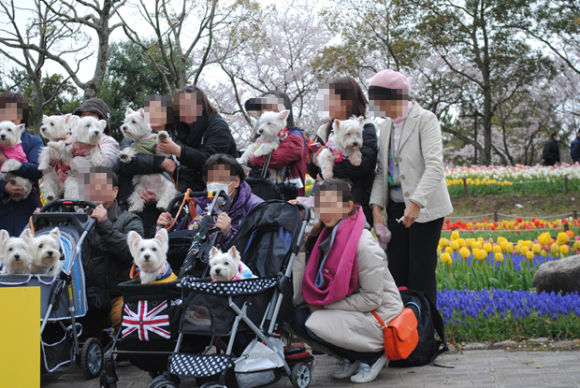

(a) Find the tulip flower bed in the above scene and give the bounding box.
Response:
[442,218,580,232]
[438,288,580,343]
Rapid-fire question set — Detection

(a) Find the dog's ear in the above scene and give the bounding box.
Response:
[210,246,221,259]
[155,228,169,252]
[356,116,364,126]
[139,108,145,117]
[97,119,107,131]
[20,228,33,243]
[126,107,134,116]
[333,119,340,132]
[0,229,10,249]
[67,115,79,128]
[278,110,290,122]
[127,231,142,255]
[228,246,241,263]
[16,123,26,132]
[43,114,49,121]
[49,227,61,242]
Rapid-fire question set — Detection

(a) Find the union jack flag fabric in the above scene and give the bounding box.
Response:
[122,300,170,341]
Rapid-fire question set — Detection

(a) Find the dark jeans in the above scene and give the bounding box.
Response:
[292,308,383,365]
[386,201,444,305]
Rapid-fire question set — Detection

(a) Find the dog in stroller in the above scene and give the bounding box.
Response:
[0,199,107,380]
[100,197,313,388]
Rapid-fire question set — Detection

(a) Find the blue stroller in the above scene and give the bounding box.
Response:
[0,199,104,379]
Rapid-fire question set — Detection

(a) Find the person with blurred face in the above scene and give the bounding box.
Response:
[0,91,43,235]
[292,179,403,384]
[542,131,561,166]
[117,95,178,238]
[155,86,238,193]
[243,91,307,200]
[156,154,263,248]
[368,69,453,305]
[77,167,144,346]
[308,77,378,224]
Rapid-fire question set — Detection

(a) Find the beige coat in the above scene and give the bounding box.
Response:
[293,229,404,353]
[369,103,453,223]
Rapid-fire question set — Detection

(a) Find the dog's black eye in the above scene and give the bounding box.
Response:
[152,247,157,251]
[7,128,11,132]
[86,124,90,128]
[39,244,43,248]
[132,120,136,124]
[8,248,12,251]
[140,248,144,251]
[50,123,54,126]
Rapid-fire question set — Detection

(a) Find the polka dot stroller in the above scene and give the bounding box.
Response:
[152,200,312,388]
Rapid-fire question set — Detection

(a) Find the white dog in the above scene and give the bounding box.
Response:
[29,228,62,276]
[209,246,256,282]
[59,116,106,199]
[38,114,74,202]
[127,228,176,284]
[318,116,364,180]
[237,110,290,175]
[0,229,34,274]
[0,121,33,202]
[118,108,177,212]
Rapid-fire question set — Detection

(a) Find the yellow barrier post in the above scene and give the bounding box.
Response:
[0,286,41,388]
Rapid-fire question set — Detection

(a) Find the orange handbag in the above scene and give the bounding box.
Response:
[371,307,419,361]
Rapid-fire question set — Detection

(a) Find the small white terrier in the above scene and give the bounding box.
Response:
[29,228,62,276]
[118,108,177,212]
[318,116,364,180]
[0,121,33,202]
[237,110,290,174]
[127,228,175,284]
[0,229,34,274]
[60,116,106,199]
[209,246,256,282]
[38,114,74,202]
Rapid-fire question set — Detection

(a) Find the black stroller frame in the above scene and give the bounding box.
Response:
[100,190,234,388]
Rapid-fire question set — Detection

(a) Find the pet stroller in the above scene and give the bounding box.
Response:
[100,190,233,388]
[149,200,312,388]
[0,199,104,379]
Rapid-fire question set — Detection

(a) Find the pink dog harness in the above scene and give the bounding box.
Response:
[326,140,344,161]
[0,143,27,170]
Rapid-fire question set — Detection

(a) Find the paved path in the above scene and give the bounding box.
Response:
[41,349,580,388]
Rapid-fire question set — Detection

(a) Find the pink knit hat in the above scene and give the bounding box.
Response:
[369,69,410,96]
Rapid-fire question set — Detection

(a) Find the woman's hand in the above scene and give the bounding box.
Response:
[4,182,26,197]
[403,201,420,228]
[372,205,386,228]
[312,147,324,166]
[308,304,323,313]
[157,138,181,157]
[157,212,173,228]
[161,158,177,174]
[215,212,232,235]
[139,189,157,204]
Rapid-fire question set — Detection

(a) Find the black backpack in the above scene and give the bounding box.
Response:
[389,290,449,367]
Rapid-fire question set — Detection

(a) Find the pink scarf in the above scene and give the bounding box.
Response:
[0,143,27,170]
[302,207,365,306]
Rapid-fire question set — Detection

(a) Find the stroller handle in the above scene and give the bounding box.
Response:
[33,199,99,232]
[167,190,233,215]
[294,202,311,223]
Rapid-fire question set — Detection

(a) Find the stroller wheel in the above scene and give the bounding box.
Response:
[291,363,311,388]
[81,337,104,379]
[149,375,179,388]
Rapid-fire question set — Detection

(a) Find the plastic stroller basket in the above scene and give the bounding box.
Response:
[179,276,278,336]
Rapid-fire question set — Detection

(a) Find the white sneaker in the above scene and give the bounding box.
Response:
[332,359,360,379]
[350,355,389,383]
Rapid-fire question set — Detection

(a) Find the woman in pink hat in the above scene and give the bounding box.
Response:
[368,69,453,304]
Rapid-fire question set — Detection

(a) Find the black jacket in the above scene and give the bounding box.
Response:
[307,122,378,223]
[117,136,168,238]
[542,138,560,166]
[571,137,580,164]
[82,202,144,299]
[174,114,238,193]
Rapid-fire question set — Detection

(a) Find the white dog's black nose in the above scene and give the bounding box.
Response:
[0,135,5,140]
[353,142,359,146]
[14,254,20,261]
[144,254,150,261]
[93,131,100,136]
[215,268,221,275]
[47,251,53,256]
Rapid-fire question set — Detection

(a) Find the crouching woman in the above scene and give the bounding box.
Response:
[292,179,403,383]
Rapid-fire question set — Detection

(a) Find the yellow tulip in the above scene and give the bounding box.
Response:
[457,238,465,248]
[495,252,504,262]
[522,246,530,255]
[450,230,459,241]
[446,247,453,255]
[450,241,459,251]
[498,237,507,244]
[532,244,541,254]
[440,253,452,264]
[476,249,487,261]
[459,247,471,259]
[493,245,502,254]
[507,242,514,253]
[526,251,534,260]
[483,243,492,253]
[541,250,548,258]
[551,244,559,254]
[439,238,449,247]
[499,241,508,252]
[558,232,570,244]
[538,233,550,246]
[526,240,533,249]
[515,245,522,254]
[560,245,569,255]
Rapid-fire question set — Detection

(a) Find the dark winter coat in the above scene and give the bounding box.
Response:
[174,114,238,193]
[307,120,378,223]
[117,136,170,238]
[0,131,43,235]
[542,138,560,166]
[571,137,580,164]
[82,202,144,299]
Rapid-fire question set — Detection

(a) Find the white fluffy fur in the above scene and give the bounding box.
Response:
[118,108,177,212]
[0,229,34,274]
[29,228,62,276]
[62,116,106,199]
[127,229,169,284]
[208,246,241,282]
[0,121,33,201]
[38,114,75,202]
[237,110,290,179]
[318,116,364,180]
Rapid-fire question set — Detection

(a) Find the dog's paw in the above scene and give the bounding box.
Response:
[1,159,21,172]
[349,149,362,166]
[157,131,169,142]
[118,150,132,163]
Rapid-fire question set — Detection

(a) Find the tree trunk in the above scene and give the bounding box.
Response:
[29,77,44,135]
[82,1,113,99]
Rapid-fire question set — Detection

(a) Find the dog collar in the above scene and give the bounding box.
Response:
[326,141,344,161]
[277,128,289,141]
